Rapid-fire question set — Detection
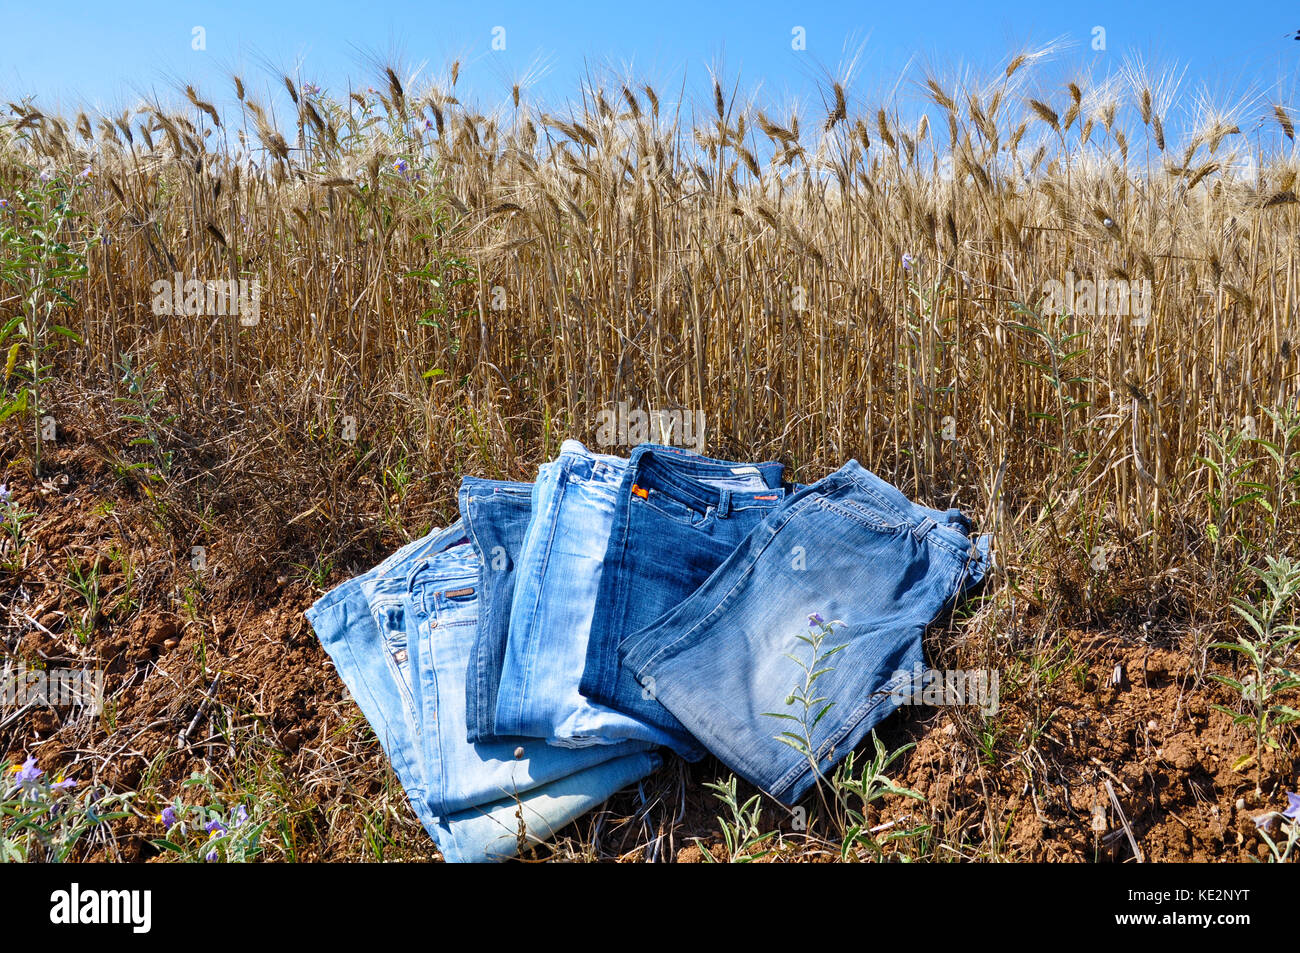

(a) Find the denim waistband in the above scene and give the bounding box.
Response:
[629,448,786,514]
[630,443,785,477]
[405,543,480,615]
[555,440,629,488]
[819,460,982,562]
[559,438,631,468]
[458,476,533,499]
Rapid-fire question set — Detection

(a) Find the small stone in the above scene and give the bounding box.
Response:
[163,638,179,650]
[1236,798,1246,811]
[1147,720,1158,731]
[513,746,525,760]
[147,618,179,646]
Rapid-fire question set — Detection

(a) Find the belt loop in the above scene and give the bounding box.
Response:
[406,558,428,616]
[912,516,937,541]
[717,487,732,518]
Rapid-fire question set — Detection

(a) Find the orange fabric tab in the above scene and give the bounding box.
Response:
[754,494,778,500]
[631,484,649,499]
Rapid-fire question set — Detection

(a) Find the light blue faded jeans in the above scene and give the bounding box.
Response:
[404,541,655,815]
[304,522,659,862]
[494,439,681,749]
[619,460,991,805]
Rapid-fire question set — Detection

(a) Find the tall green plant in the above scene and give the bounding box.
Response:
[1211,555,1300,794]
[0,170,93,475]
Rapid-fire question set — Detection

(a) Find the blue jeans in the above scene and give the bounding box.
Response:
[429,751,662,861]
[460,478,533,743]
[619,460,990,804]
[579,445,788,757]
[404,542,654,815]
[305,523,659,861]
[495,440,681,748]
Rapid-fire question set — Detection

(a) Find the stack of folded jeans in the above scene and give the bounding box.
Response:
[305,439,992,861]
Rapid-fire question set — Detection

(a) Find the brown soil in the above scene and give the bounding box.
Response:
[2,438,1295,862]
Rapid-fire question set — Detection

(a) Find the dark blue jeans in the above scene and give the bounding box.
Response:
[579,445,788,758]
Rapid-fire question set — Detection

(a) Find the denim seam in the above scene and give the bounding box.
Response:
[419,608,448,815]
[460,495,496,738]
[945,539,986,603]
[507,466,572,727]
[816,496,908,536]
[635,492,711,529]
[461,477,532,498]
[369,595,418,726]
[850,483,913,526]
[923,527,974,560]
[473,564,499,736]
[836,464,914,516]
[321,604,427,804]
[625,492,821,675]
[633,464,783,513]
[838,465,975,558]
[588,487,636,702]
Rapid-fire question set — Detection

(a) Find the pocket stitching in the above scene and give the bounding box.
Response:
[635,492,708,527]
[818,496,905,534]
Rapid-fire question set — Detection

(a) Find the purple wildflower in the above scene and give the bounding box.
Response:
[902,253,914,271]
[1284,792,1300,820]
[1253,791,1300,828]
[205,849,218,862]
[50,774,76,791]
[392,158,410,174]
[11,756,42,790]
[0,483,11,504]
[233,804,249,827]
[205,818,227,836]
[160,806,178,829]
[809,612,825,626]
[0,198,8,209]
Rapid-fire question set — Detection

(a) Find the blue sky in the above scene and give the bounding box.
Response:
[1,0,1297,131]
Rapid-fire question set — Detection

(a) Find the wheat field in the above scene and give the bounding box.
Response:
[1,43,1298,861]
